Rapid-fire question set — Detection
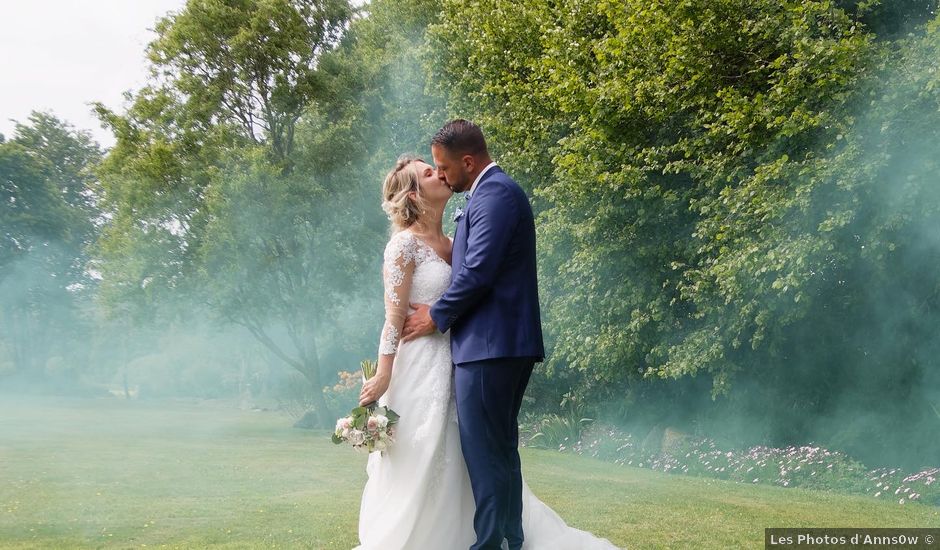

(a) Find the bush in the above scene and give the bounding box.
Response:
[523,420,940,506]
[524,392,594,450]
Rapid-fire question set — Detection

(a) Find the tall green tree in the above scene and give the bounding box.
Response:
[429,0,940,466]
[0,112,102,382]
[93,0,365,425]
[281,0,446,402]
[147,0,352,171]
[198,147,363,425]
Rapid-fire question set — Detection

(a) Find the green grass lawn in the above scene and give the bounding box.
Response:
[0,396,936,549]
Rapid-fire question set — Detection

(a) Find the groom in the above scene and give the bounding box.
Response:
[402,119,545,550]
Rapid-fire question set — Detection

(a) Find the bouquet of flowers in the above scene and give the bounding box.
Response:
[331,359,400,453]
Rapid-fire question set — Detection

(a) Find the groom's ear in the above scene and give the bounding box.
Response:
[461,154,475,172]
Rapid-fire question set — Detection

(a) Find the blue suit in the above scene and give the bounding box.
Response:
[430,165,545,550]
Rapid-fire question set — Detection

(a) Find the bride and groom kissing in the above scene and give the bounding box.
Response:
[353,119,619,549]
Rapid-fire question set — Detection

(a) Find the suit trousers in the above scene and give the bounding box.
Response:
[454,357,536,550]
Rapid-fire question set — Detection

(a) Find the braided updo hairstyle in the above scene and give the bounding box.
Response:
[381,154,429,233]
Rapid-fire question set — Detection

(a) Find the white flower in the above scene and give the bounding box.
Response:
[375,415,389,429]
[348,429,365,446]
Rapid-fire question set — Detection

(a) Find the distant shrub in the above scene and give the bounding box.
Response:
[274,373,319,419]
[522,421,940,506]
[525,392,594,450]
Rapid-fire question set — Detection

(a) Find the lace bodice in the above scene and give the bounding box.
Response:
[378,230,452,356]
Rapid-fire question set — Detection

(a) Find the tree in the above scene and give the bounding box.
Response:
[92,0,375,426]
[0,112,103,384]
[199,145,369,425]
[146,0,352,171]
[428,0,940,466]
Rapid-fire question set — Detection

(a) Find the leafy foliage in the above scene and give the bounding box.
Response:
[146,0,353,169]
[88,0,443,426]
[0,113,103,384]
[8,0,938,469]
[429,0,940,467]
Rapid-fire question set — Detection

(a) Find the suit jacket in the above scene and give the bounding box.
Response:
[430,165,545,365]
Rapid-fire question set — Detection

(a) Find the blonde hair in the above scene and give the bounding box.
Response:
[381,154,429,232]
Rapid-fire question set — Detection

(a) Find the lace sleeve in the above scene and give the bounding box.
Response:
[378,232,418,356]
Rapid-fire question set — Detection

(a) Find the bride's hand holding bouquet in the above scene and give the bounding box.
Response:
[359,359,390,407]
[331,359,399,453]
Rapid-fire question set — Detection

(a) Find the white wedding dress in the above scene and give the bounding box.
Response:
[354,229,621,550]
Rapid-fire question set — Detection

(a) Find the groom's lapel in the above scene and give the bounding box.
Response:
[454,207,468,243]
[455,164,499,245]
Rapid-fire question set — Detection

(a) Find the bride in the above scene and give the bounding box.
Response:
[351,153,621,550]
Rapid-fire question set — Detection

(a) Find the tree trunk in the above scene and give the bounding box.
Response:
[122,336,130,399]
[236,313,333,429]
[294,337,332,430]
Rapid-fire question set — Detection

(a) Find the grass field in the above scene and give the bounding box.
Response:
[0,396,937,549]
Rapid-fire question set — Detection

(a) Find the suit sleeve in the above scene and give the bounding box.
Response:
[430,182,518,332]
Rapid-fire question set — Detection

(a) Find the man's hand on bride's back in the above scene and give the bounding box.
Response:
[402,303,437,342]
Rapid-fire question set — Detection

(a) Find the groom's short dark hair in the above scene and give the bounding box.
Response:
[431,119,488,157]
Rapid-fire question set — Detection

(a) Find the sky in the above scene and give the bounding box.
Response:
[0,0,187,149]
